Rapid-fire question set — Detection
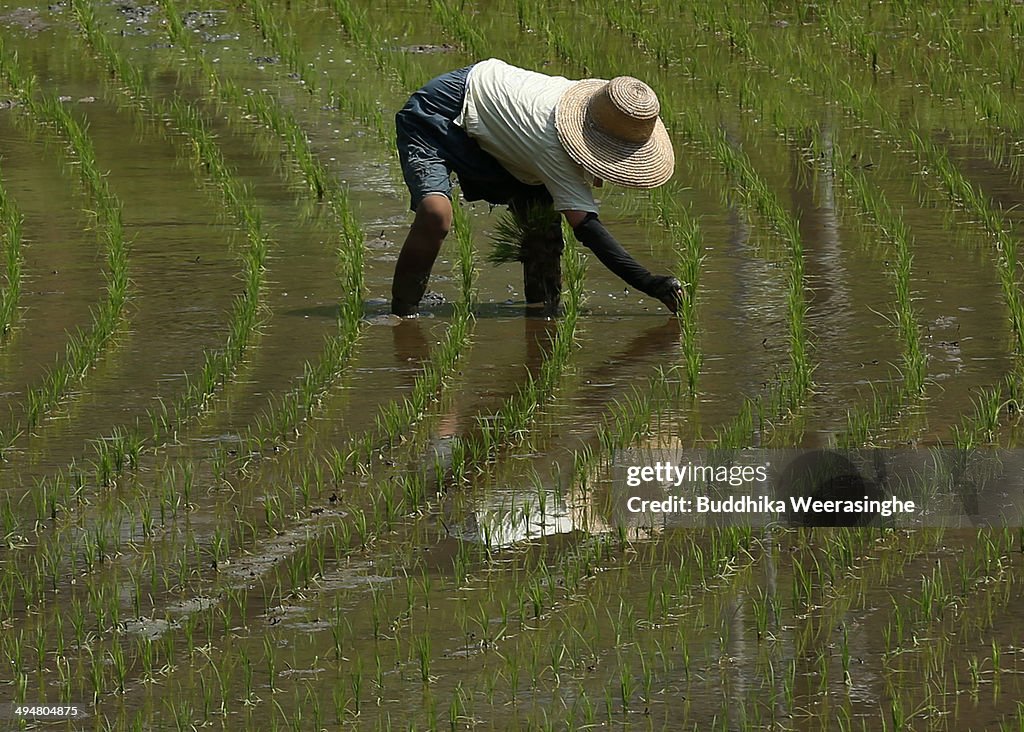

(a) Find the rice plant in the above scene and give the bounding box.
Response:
[0,159,24,340]
[0,40,131,436]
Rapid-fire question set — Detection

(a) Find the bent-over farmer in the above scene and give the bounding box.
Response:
[391,58,683,316]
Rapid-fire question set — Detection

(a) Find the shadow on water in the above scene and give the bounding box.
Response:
[442,317,681,548]
[287,296,685,322]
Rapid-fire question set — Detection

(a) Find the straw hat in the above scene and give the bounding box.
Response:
[555,76,674,189]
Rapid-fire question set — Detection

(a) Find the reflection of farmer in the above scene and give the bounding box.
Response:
[391,58,683,316]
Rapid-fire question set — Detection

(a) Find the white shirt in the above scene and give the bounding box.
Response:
[455,59,598,213]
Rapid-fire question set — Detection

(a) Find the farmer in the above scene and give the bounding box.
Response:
[391,58,683,316]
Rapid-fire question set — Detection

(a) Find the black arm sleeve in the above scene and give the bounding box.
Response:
[572,213,657,294]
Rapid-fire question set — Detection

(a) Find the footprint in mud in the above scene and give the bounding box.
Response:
[365,313,405,326]
[366,230,396,249]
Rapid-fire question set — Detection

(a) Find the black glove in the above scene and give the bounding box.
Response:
[573,214,680,313]
[648,275,683,314]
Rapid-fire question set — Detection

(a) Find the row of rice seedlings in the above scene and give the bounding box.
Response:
[0,5,289,613]
[0,158,23,343]
[817,1,1024,180]
[245,0,322,95]
[828,146,927,447]
[414,531,761,725]
[0,41,131,439]
[165,4,327,198]
[68,0,271,437]
[878,0,1022,80]
[314,0,595,475]
[369,201,477,447]
[325,0,421,92]
[40,0,472,568]
[428,0,487,58]
[679,0,1024,441]
[24,183,483,720]
[660,193,705,395]
[705,0,1024,362]
[878,529,1018,713]
[185,1,487,466]
[245,0,410,187]
[518,0,811,441]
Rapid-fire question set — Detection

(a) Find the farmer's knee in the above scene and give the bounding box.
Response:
[414,194,453,239]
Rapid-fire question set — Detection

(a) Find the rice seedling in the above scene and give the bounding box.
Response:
[414,633,432,684]
[517,0,817,445]
[0,160,24,341]
[0,8,285,578]
[0,39,131,438]
[159,0,489,482]
[5,2,1024,729]
[694,0,1024,379]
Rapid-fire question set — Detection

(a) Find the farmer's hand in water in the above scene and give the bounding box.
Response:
[649,275,683,314]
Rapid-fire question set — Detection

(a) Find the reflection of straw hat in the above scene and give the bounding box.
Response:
[555,76,674,189]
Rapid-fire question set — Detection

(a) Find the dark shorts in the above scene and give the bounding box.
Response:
[396,65,551,212]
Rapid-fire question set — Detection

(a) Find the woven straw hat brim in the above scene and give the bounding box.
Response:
[555,79,675,189]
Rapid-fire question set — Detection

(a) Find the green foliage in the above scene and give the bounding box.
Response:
[487,204,560,265]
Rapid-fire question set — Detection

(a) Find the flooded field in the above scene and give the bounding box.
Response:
[1,0,1024,729]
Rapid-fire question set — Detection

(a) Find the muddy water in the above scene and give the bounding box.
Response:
[0,113,108,394]
[2,0,1024,730]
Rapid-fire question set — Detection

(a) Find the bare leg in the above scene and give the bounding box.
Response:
[391,194,453,316]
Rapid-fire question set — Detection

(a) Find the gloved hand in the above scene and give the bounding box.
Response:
[573,215,681,314]
[648,275,683,314]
